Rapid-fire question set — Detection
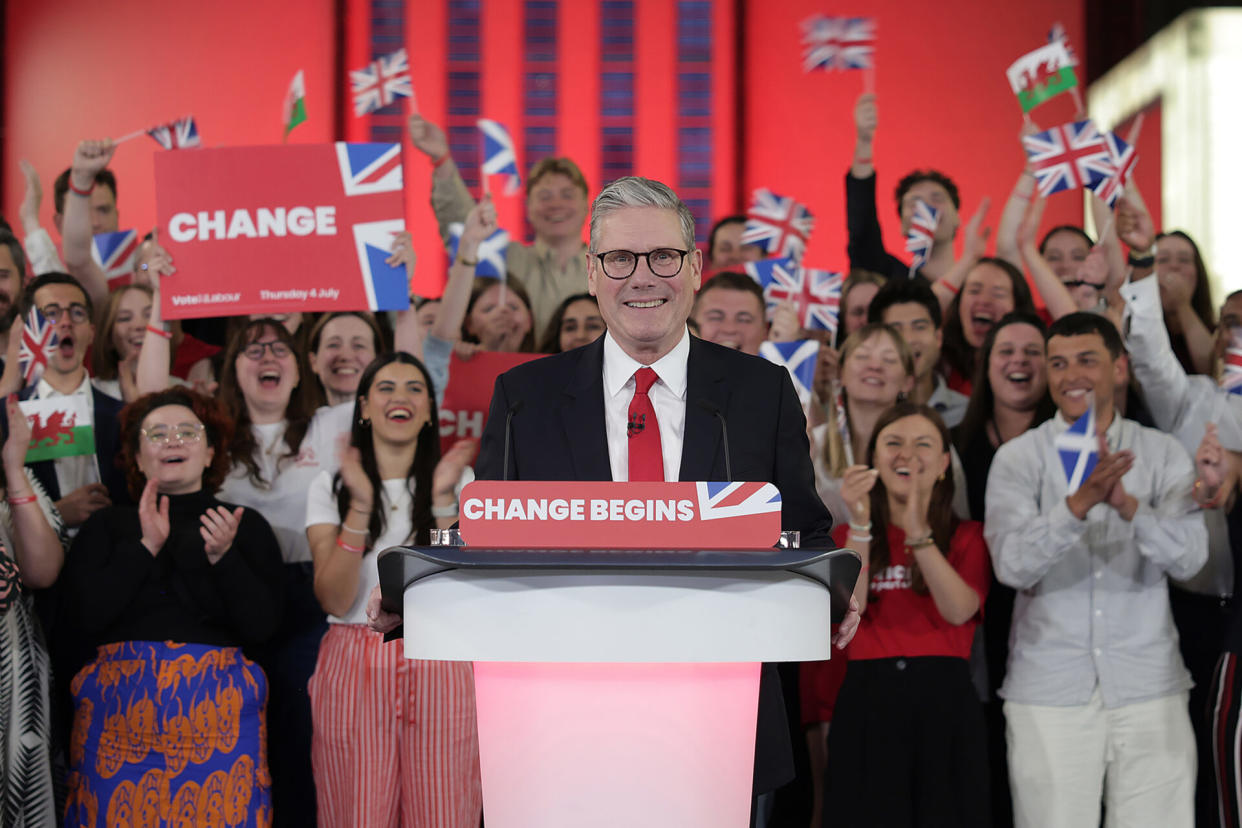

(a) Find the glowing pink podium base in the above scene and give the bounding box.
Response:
[472,661,760,828]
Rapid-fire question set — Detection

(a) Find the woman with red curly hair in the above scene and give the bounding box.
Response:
[59,389,284,827]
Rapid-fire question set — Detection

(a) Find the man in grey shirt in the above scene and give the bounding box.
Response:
[985,312,1207,828]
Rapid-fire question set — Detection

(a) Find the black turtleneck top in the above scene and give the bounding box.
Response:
[62,489,284,649]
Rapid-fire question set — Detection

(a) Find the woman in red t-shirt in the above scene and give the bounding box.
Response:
[824,401,991,827]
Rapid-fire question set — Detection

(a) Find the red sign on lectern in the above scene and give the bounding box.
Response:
[458,480,783,550]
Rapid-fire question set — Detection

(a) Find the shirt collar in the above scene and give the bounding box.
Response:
[532,237,588,267]
[602,328,690,400]
[36,372,91,399]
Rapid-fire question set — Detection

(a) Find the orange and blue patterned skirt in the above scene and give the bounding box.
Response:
[64,640,271,828]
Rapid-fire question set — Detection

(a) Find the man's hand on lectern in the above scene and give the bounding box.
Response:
[833,595,861,650]
[365,584,402,634]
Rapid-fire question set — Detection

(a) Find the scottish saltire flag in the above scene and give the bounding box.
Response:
[19,396,95,463]
[448,223,511,279]
[18,308,57,391]
[1055,400,1099,495]
[478,119,521,196]
[1222,328,1242,395]
[147,116,200,150]
[1006,41,1078,113]
[800,16,875,72]
[350,48,413,116]
[1022,120,1116,199]
[759,339,820,405]
[91,229,139,285]
[695,482,782,520]
[335,142,403,196]
[1095,131,1139,208]
[741,189,815,261]
[905,200,940,273]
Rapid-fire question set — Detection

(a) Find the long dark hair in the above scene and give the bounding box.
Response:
[306,311,387,406]
[954,310,1054,455]
[540,292,600,353]
[864,402,956,597]
[941,257,1035,382]
[333,352,440,546]
[1156,230,1216,372]
[462,276,537,352]
[218,319,317,487]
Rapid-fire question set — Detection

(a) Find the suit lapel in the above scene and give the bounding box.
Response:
[679,337,732,481]
[558,338,613,481]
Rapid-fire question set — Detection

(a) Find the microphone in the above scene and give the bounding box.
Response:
[696,400,733,481]
[502,399,524,481]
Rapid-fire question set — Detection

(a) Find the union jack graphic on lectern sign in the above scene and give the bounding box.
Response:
[905,200,940,273]
[800,15,875,72]
[1222,328,1242,395]
[1022,120,1117,199]
[18,307,57,391]
[1054,399,1099,495]
[742,189,815,262]
[695,482,782,521]
[147,116,201,150]
[350,48,413,116]
[1095,131,1139,208]
[91,229,139,285]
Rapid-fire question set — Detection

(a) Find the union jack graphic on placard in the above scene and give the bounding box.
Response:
[91,229,139,285]
[741,189,815,262]
[350,48,413,116]
[696,481,782,521]
[335,142,403,196]
[1095,131,1138,208]
[350,219,409,311]
[1022,120,1117,198]
[801,15,875,72]
[1222,328,1242,395]
[905,200,940,272]
[448,223,510,279]
[18,308,57,391]
[1054,400,1099,494]
[147,116,200,150]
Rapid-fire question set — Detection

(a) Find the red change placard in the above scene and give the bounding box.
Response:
[438,351,543,452]
[154,143,408,318]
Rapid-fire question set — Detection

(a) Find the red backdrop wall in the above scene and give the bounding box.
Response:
[4,0,1101,305]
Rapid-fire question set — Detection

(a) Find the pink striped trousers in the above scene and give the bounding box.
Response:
[308,624,482,828]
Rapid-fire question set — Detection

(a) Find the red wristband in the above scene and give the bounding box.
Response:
[937,278,960,296]
[67,178,95,197]
[146,325,172,340]
[336,536,366,554]
[7,494,36,507]
[431,153,451,169]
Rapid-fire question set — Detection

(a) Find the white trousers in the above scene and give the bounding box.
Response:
[1004,689,1195,828]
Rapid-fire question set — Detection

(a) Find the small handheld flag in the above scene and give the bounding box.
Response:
[800,16,875,73]
[91,229,139,286]
[1022,120,1116,199]
[1055,400,1099,495]
[18,308,58,392]
[1095,131,1138,208]
[1007,40,1078,113]
[448,223,511,279]
[147,116,200,150]
[283,70,307,138]
[759,340,820,405]
[744,258,842,333]
[19,397,95,463]
[1222,327,1242,396]
[477,119,521,196]
[741,189,815,262]
[905,200,940,275]
[350,48,413,116]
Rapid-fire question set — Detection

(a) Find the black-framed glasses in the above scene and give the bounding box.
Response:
[142,423,205,444]
[40,303,90,324]
[594,248,689,280]
[242,340,292,361]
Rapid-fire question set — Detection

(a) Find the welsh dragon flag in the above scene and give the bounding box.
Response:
[1007,40,1078,113]
[283,70,307,138]
[19,396,95,463]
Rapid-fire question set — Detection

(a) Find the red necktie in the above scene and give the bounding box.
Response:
[627,367,664,482]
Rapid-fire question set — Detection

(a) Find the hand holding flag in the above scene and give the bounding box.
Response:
[1022,120,1116,199]
[800,16,875,73]
[1057,401,1137,519]
[905,200,940,275]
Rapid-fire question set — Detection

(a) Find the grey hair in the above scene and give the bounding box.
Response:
[589,176,697,252]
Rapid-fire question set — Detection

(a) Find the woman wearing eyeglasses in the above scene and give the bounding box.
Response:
[60,388,283,827]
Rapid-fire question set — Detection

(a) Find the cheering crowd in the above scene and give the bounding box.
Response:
[0,88,1238,828]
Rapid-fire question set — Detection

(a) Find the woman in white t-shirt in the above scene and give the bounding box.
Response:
[305,351,481,827]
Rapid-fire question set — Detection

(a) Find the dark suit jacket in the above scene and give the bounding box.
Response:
[476,334,835,794]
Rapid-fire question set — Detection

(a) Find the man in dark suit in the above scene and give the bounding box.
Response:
[473,176,857,812]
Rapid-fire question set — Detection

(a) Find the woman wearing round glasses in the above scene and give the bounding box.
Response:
[59,388,283,826]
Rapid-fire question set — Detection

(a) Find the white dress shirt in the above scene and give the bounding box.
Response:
[601,329,690,482]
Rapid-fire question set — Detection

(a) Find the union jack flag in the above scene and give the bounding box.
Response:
[147,116,200,150]
[1222,328,1242,395]
[759,339,820,405]
[1095,131,1139,208]
[18,308,57,391]
[350,48,413,116]
[335,142,404,196]
[448,223,510,279]
[741,188,815,262]
[1054,399,1099,494]
[478,119,521,196]
[91,229,139,285]
[905,200,940,273]
[1022,120,1117,199]
[695,481,782,520]
[800,16,875,72]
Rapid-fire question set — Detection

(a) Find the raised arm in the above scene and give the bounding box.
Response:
[845,93,901,276]
[408,114,478,248]
[62,140,113,315]
[429,197,497,345]
[388,231,425,359]
[18,160,66,275]
[931,197,991,313]
[135,237,176,394]
[1015,196,1078,319]
[994,122,1041,270]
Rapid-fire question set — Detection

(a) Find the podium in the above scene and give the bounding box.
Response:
[377,481,859,828]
